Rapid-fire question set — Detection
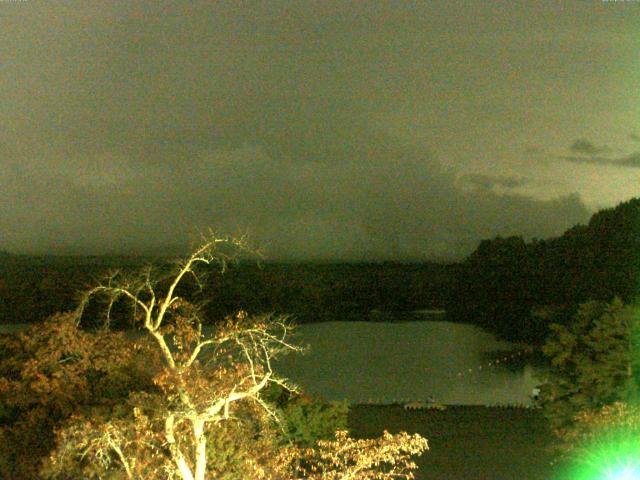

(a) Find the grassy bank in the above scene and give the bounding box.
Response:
[348,405,559,480]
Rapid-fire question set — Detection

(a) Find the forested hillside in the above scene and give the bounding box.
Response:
[447,197,640,342]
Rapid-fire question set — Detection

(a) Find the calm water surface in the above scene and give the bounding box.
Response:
[1,316,541,406]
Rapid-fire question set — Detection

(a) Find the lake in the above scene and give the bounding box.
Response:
[1,315,542,406]
[272,318,541,406]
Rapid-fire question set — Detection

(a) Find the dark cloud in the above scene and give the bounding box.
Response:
[0,129,590,260]
[560,151,640,169]
[618,152,640,168]
[561,138,640,168]
[459,174,527,191]
[524,146,544,154]
[569,139,608,156]
[0,1,601,259]
[559,155,613,166]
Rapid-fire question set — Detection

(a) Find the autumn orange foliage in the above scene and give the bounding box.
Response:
[1,235,429,479]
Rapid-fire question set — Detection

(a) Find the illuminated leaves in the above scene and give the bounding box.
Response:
[2,313,133,413]
[291,430,429,480]
[0,313,138,478]
[5,235,430,480]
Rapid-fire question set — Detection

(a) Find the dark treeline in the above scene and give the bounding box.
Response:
[0,253,454,326]
[202,262,454,323]
[2,197,639,342]
[447,197,640,343]
[0,255,153,326]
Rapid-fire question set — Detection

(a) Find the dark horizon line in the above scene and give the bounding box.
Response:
[0,249,460,265]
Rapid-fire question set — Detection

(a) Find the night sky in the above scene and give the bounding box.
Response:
[1,1,638,259]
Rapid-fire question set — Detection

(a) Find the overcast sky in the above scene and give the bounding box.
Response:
[0,1,638,259]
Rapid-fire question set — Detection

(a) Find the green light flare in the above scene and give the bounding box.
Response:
[603,463,640,480]
[559,429,640,480]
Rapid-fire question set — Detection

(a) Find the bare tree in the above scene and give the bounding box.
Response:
[45,234,428,480]
[67,235,302,480]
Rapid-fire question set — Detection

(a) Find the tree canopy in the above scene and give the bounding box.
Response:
[1,235,429,480]
[446,197,640,342]
[537,298,640,435]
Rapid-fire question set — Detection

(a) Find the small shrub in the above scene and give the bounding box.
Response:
[280,394,350,448]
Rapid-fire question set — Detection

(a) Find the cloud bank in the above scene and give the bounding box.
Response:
[561,139,640,169]
[0,1,594,260]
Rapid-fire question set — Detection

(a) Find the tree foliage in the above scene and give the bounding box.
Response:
[0,313,154,479]
[537,298,640,436]
[2,235,428,480]
[279,395,350,449]
[560,401,640,450]
[446,196,640,342]
[290,430,428,480]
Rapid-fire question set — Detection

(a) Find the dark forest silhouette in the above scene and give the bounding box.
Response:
[1,197,640,345]
[446,197,640,342]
